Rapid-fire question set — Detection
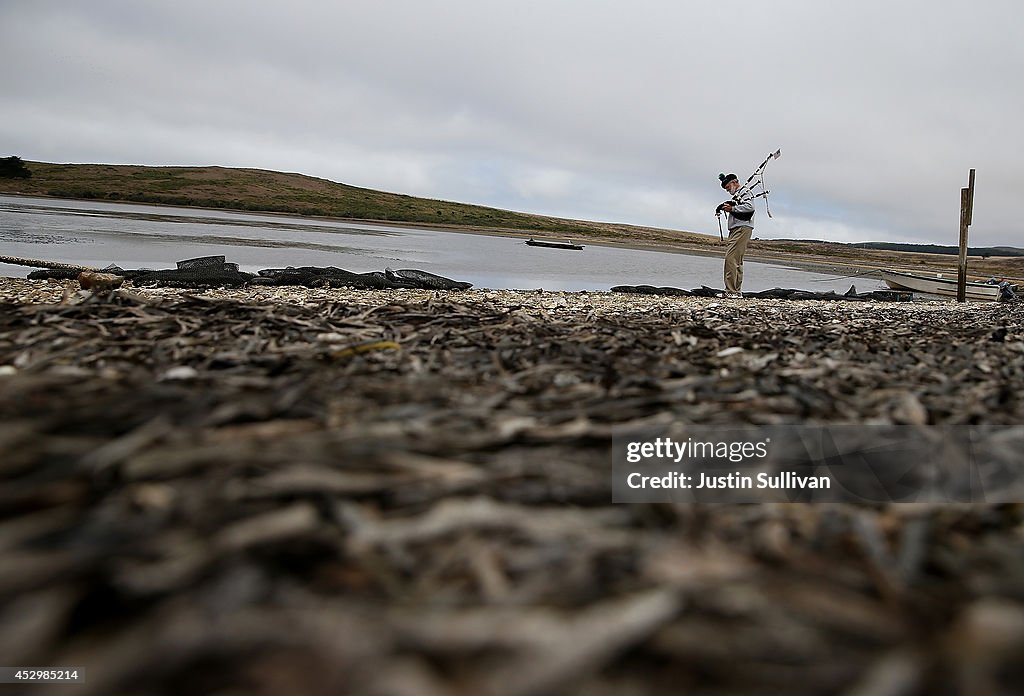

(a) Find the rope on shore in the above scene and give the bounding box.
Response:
[0,255,102,273]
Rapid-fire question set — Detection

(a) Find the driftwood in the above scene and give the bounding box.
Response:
[0,254,101,272]
[612,283,914,302]
[0,280,1022,695]
[13,255,475,292]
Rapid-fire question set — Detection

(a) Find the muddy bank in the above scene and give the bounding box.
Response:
[1,279,1023,695]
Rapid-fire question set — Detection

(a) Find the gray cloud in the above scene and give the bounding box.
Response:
[1,0,1020,245]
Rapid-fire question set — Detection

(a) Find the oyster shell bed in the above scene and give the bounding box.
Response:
[1,277,1023,696]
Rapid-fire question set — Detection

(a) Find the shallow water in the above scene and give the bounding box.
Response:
[0,195,877,293]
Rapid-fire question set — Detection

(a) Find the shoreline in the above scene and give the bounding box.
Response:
[5,190,1019,283]
[0,192,886,284]
[0,277,1007,322]
[435,224,876,278]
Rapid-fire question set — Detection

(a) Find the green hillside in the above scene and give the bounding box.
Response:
[0,160,711,244]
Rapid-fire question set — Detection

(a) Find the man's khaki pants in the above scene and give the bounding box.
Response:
[724,225,753,293]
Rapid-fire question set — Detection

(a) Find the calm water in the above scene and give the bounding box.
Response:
[0,195,874,293]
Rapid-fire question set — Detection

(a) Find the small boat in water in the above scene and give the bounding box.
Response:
[880,269,1000,301]
[525,238,585,250]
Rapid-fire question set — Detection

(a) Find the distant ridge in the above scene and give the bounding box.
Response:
[852,241,1024,257]
[785,239,1024,257]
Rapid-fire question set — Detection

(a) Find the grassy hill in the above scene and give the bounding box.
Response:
[0,161,712,245]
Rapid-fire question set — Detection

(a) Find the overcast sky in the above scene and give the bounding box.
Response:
[2,1,1021,246]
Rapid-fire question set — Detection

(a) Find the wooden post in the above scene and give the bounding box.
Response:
[966,168,975,225]
[957,169,975,303]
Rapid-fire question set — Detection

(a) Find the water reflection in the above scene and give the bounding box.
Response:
[1,195,873,293]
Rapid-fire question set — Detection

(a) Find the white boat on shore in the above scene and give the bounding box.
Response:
[880,269,1000,301]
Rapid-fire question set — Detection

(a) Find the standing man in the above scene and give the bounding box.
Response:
[716,172,755,296]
